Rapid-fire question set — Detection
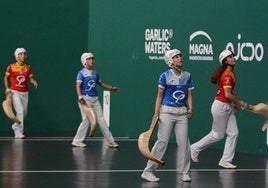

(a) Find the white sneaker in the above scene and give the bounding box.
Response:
[218,161,237,169]
[15,134,25,139]
[108,142,119,148]
[181,174,191,182]
[72,142,87,147]
[190,145,199,162]
[141,172,160,182]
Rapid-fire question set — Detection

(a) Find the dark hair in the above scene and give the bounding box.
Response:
[210,63,228,84]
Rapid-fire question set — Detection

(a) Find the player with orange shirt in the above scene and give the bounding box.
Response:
[190,49,252,169]
[4,48,38,138]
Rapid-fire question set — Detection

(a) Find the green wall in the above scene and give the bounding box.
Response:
[89,0,268,154]
[0,0,89,135]
[0,0,267,154]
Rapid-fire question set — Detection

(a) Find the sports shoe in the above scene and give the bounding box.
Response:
[108,142,119,148]
[218,161,237,169]
[190,145,199,162]
[141,171,160,182]
[72,142,87,147]
[15,134,25,139]
[181,174,191,182]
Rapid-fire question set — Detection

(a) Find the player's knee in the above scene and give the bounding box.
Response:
[81,118,89,125]
[154,140,168,153]
[227,129,239,138]
[96,116,105,124]
[211,130,224,140]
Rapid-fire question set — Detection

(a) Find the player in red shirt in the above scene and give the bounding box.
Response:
[190,49,252,169]
[4,48,38,138]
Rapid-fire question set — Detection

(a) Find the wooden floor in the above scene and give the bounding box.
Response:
[0,137,267,188]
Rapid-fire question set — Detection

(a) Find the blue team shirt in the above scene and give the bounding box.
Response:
[76,68,101,96]
[159,69,194,107]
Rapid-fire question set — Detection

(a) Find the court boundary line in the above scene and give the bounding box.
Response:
[0,137,134,141]
[1,169,268,173]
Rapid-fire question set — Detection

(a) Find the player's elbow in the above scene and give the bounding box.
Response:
[224,91,233,100]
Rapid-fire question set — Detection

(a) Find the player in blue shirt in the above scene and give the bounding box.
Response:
[141,49,194,182]
[72,52,119,148]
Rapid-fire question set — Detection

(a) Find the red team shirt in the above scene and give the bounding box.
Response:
[215,70,236,103]
[5,62,33,92]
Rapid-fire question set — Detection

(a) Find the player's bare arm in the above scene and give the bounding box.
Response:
[4,74,10,91]
[76,82,82,98]
[187,89,193,118]
[154,87,164,116]
[99,81,120,92]
[30,77,38,89]
[224,88,251,110]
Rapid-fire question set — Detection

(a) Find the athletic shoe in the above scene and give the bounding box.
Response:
[15,134,25,139]
[218,161,237,169]
[181,174,191,182]
[72,142,87,147]
[108,142,119,148]
[141,172,160,182]
[190,145,199,162]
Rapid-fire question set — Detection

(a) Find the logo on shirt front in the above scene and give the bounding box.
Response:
[172,90,185,103]
[16,75,26,87]
[86,80,96,91]
[167,79,175,84]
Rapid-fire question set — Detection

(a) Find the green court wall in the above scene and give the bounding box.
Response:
[0,0,267,154]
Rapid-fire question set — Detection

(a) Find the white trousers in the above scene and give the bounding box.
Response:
[143,105,191,175]
[191,100,238,162]
[73,96,115,144]
[11,90,29,135]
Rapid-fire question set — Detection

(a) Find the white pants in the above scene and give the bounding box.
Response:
[73,96,115,144]
[191,100,238,162]
[143,105,191,175]
[11,90,29,135]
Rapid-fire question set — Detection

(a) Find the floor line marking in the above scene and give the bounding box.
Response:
[0,137,134,141]
[1,169,268,173]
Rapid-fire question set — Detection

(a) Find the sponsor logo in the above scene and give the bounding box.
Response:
[189,31,213,61]
[172,90,185,103]
[144,29,173,60]
[16,75,26,87]
[86,80,96,91]
[225,34,264,62]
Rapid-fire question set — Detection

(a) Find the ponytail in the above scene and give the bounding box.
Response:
[210,64,227,84]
